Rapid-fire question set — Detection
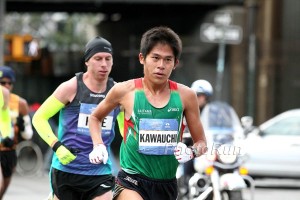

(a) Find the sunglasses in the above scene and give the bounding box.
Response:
[0,81,12,86]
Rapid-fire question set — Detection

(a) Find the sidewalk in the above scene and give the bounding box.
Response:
[5,172,50,200]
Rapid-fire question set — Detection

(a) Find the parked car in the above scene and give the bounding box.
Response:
[242,109,300,179]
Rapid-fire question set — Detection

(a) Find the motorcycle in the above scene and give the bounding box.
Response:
[189,144,255,200]
[177,101,255,200]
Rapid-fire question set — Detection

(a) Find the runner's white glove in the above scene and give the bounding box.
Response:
[89,144,108,164]
[174,142,194,163]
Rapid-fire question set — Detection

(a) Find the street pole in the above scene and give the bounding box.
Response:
[215,41,226,101]
[246,0,258,118]
[0,0,6,66]
[200,10,242,101]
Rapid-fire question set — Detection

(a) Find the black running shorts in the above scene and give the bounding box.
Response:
[51,168,115,200]
[113,170,178,200]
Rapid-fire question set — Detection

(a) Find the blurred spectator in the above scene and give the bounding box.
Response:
[0,66,33,199]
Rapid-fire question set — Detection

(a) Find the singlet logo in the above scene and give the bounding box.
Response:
[90,93,105,98]
[168,107,179,112]
[137,109,152,114]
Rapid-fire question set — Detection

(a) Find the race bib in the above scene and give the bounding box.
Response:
[77,103,114,136]
[138,118,178,155]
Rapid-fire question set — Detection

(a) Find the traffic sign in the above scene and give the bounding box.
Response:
[200,23,243,45]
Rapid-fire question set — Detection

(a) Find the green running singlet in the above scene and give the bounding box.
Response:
[119,78,185,179]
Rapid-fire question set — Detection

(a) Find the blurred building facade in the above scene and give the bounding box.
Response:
[3,0,300,125]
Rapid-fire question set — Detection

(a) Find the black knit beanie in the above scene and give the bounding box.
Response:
[84,36,113,61]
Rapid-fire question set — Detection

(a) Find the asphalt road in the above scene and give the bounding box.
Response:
[244,178,300,200]
[5,173,300,200]
[5,172,50,200]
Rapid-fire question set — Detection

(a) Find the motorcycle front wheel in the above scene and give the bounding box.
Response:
[222,190,243,200]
